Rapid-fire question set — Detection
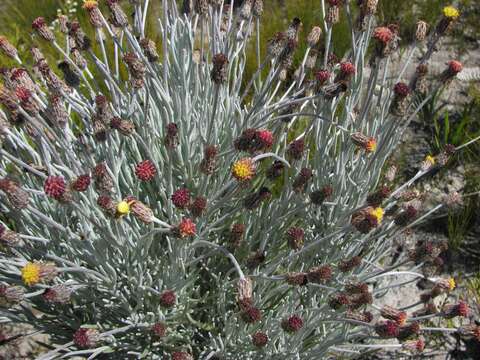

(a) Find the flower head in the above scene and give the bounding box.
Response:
[71,175,91,192]
[73,328,100,349]
[231,158,255,181]
[21,262,57,286]
[171,188,190,209]
[160,289,176,308]
[151,322,167,338]
[448,60,463,74]
[135,160,156,182]
[281,315,304,333]
[21,262,40,286]
[177,218,196,237]
[82,0,98,10]
[443,6,459,19]
[373,27,393,45]
[116,201,131,215]
[370,207,384,223]
[340,62,356,76]
[252,331,269,347]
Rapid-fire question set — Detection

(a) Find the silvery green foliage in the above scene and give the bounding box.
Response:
[0,1,467,359]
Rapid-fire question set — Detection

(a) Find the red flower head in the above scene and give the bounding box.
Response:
[15,86,32,102]
[44,176,66,199]
[159,289,176,308]
[448,60,463,74]
[252,331,269,347]
[373,26,393,45]
[374,320,400,338]
[151,322,167,338]
[393,82,411,97]
[282,315,304,333]
[73,328,100,349]
[135,160,156,182]
[172,352,193,360]
[71,174,91,192]
[240,305,262,323]
[316,69,331,84]
[177,218,196,237]
[171,188,190,209]
[340,62,356,76]
[32,17,47,29]
[255,129,274,149]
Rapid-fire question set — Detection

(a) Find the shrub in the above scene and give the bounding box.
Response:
[0,0,477,358]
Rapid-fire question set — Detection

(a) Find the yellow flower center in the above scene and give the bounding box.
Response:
[370,207,384,223]
[21,262,41,286]
[443,6,459,19]
[116,201,130,215]
[231,158,255,181]
[448,277,456,291]
[425,155,435,165]
[366,138,377,153]
[83,0,98,10]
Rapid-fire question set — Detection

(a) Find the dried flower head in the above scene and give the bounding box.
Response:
[281,315,304,333]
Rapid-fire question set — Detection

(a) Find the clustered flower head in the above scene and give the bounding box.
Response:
[21,262,57,286]
[231,158,255,181]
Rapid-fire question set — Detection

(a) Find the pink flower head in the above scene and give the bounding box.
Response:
[44,176,66,199]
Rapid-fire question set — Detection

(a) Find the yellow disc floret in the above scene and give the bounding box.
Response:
[370,207,384,223]
[365,138,377,153]
[231,158,255,181]
[116,201,131,215]
[448,277,456,291]
[425,155,435,166]
[443,6,460,19]
[21,262,41,286]
[82,0,98,10]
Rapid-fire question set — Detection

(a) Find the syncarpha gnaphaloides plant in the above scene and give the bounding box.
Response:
[0,1,477,358]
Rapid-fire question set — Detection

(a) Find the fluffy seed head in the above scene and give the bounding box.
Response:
[416,21,428,41]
